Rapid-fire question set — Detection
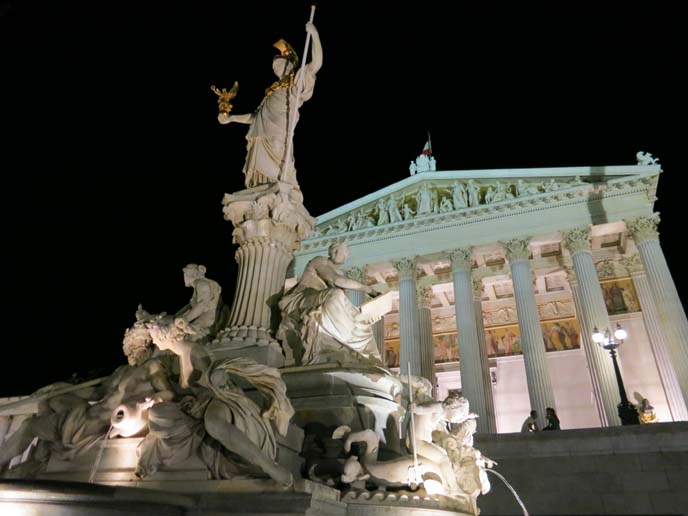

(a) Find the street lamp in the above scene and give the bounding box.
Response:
[592,323,640,425]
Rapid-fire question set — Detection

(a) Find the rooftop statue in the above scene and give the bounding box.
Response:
[217,22,323,189]
[636,151,659,166]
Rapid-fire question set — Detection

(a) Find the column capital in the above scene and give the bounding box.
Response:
[626,214,660,244]
[345,266,367,283]
[417,286,435,308]
[562,226,591,255]
[394,256,417,280]
[621,253,644,275]
[448,247,473,272]
[501,237,532,263]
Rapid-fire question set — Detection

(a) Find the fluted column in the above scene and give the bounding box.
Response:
[624,254,688,420]
[624,215,688,414]
[395,257,421,376]
[449,248,490,431]
[346,266,367,307]
[227,238,292,343]
[502,238,557,429]
[562,227,621,426]
[566,267,607,426]
[374,318,386,367]
[218,182,315,355]
[473,276,497,433]
[417,286,436,393]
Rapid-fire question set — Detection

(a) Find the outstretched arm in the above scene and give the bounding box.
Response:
[315,262,374,293]
[305,22,322,73]
[218,112,255,125]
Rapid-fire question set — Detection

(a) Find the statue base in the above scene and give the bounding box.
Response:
[38,423,304,486]
[208,336,285,368]
[0,478,475,515]
[281,364,405,456]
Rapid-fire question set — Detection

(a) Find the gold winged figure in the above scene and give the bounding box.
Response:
[210,81,239,115]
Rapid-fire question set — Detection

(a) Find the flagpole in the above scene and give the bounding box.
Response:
[427,130,432,156]
[279,4,317,182]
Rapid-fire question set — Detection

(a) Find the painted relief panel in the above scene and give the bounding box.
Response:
[600,278,641,315]
[384,317,581,366]
[385,339,400,368]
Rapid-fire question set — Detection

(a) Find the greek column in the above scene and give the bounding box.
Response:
[473,276,497,433]
[394,257,421,376]
[417,286,437,393]
[562,227,622,426]
[624,215,688,414]
[347,267,387,365]
[217,184,315,360]
[624,254,688,420]
[374,318,386,367]
[502,237,557,429]
[566,266,607,426]
[346,266,367,307]
[449,248,489,430]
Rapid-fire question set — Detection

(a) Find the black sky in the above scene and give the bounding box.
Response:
[2,2,686,395]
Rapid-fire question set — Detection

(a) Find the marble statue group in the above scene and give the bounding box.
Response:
[0,17,494,516]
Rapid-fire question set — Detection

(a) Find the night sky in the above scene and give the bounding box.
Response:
[2,3,686,395]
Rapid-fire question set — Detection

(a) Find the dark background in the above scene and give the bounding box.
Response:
[2,2,686,395]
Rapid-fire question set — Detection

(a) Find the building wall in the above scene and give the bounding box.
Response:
[475,422,688,516]
[437,328,671,433]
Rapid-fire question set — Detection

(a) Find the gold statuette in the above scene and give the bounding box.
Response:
[210,81,239,115]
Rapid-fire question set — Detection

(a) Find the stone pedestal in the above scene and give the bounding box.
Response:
[209,182,315,366]
[281,364,404,455]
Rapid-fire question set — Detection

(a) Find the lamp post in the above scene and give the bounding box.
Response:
[592,323,640,425]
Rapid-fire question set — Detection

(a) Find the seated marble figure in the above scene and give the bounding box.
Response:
[277,241,385,366]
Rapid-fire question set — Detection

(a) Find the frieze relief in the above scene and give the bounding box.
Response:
[314,177,588,238]
[301,173,659,252]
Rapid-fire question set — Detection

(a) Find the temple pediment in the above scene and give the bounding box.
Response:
[308,165,660,244]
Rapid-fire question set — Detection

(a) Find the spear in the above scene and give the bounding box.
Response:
[279,4,316,182]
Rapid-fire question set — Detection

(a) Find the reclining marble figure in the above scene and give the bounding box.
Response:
[138,316,295,485]
[0,323,175,473]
